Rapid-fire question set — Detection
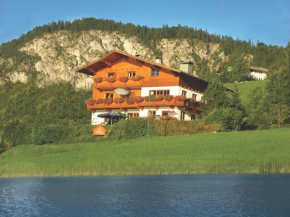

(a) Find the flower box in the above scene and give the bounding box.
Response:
[114,98,124,104]
[135,96,144,103]
[126,98,135,105]
[104,99,113,105]
[85,98,94,106]
[157,95,163,101]
[164,95,173,101]
[106,77,116,83]
[175,95,187,101]
[94,77,102,83]
[130,75,144,81]
[160,116,177,121]
[119,77,128,83]
[95,98,104,104]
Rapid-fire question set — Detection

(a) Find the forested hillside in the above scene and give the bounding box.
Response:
[0,18,288,86]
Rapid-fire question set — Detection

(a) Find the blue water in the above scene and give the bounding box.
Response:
[0,174,290,217]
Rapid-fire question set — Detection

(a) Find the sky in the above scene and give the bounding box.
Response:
[0,0,289,46]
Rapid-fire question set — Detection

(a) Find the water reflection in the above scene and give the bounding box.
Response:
[0,174,290,217]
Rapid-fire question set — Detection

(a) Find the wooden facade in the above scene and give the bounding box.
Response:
[76,50,211,124]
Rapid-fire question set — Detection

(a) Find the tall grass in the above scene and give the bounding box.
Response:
[0,128,289,177]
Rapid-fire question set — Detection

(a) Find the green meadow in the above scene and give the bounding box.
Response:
[225,80,266,104]
[0,128,289,178]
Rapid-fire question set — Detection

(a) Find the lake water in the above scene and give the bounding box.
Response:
[0,174,290,217]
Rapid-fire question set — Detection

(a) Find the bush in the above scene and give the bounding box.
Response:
[107,118,156,139]
[205,107,244,131]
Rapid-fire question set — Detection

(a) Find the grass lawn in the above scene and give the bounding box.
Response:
[225,80,266,104]
[0,128,290,177]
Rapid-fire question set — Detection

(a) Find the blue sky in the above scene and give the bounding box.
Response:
[0,0,289,46]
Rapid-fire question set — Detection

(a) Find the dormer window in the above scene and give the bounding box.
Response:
[151,69,160,77]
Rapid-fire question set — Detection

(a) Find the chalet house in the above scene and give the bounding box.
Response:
[247,66,268,80]
[76,50,211,125]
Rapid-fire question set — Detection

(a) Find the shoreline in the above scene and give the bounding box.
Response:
[2,171,290,179]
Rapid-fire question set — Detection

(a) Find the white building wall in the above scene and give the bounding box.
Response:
[141,86,203,101]
[247,71,267,80]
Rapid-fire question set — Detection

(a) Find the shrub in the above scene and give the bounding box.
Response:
[205,107,244,131]
[107,118,156,139]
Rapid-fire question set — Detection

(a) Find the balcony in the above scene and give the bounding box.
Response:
[94,77,143,91]
[86,97,201,112]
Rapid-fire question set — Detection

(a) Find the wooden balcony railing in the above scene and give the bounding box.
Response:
[94,79,143,90]
[86,98,200,112]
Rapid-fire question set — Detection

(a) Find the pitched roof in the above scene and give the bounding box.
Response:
[250,66,269,73]
[75,49,211,82]
[76,50,235,92]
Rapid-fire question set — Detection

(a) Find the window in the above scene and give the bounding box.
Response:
[151,69,160,77]
[128,72,136,77]
[180,111,186,120]
[148,110,156,117]
[149,90,170,96]
[192,94,197,99]
[182,90,187,97]
[127,113,139,120]
[105,93,114,99]
[108,73,115,78]
[191,114,196,120]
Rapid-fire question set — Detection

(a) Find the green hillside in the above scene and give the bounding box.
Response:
[1,128,289,178]
[225,80,267,104]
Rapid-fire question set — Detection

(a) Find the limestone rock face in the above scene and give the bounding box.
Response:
[1,30,224,88]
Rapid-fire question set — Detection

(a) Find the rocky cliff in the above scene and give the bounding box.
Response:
[0,30,225,88]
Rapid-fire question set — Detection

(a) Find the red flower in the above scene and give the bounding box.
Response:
[175,95,187,101]
[95,98,103,104]
[126,98,135,105]
[114,98,124,104]
[106,77,116,83]
[85,99,94,106]
[157,95,163,101]
[135,96,144,103]
[119,77,128,82]
[164,95,173,101]
[104,99,113,105]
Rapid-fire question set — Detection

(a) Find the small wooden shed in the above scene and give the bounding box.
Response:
[92,125,106,136]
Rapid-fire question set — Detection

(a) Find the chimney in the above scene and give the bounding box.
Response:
[180,62,193,74]
[155,57,162,64]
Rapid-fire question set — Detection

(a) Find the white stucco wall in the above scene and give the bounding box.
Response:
[141,86,203,101]
[247,71,267,80]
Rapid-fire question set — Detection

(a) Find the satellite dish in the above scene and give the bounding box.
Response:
[114,88,129,95]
